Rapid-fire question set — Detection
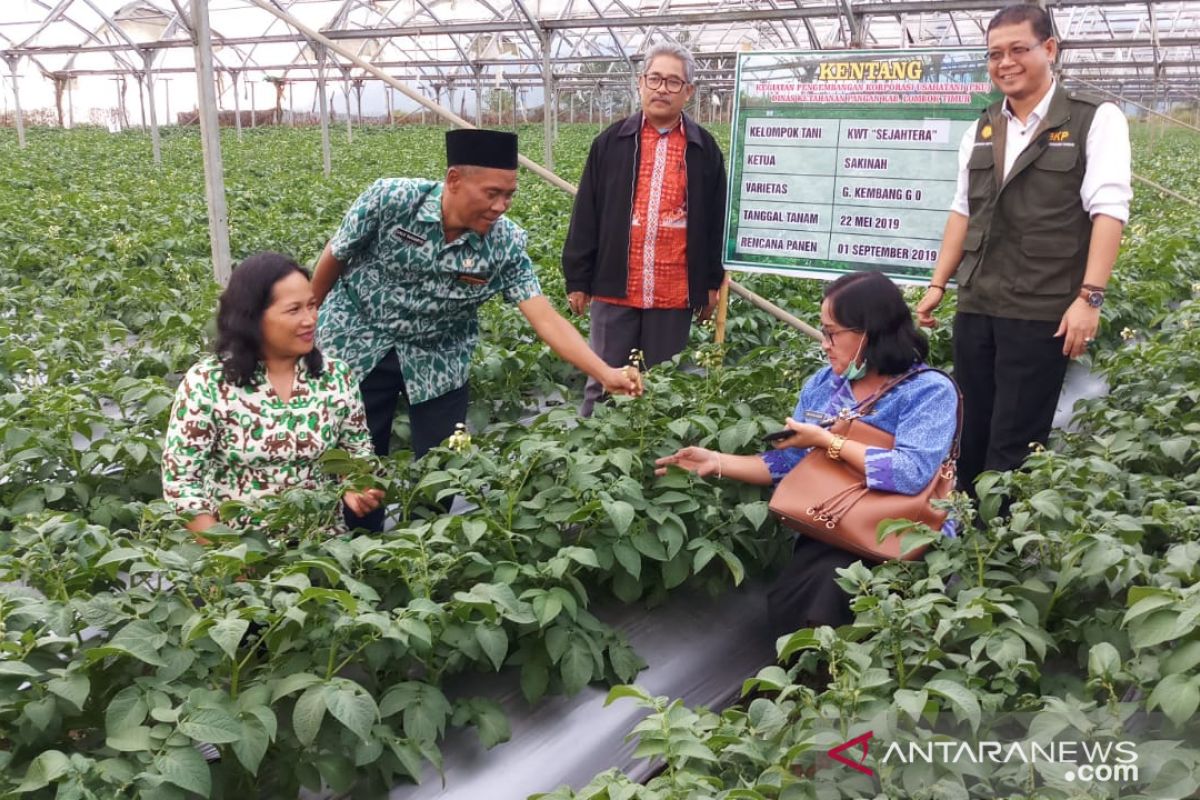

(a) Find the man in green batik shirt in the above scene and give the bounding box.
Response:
[312,129,642,530]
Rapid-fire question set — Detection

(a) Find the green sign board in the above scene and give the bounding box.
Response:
[724,48,1000,285]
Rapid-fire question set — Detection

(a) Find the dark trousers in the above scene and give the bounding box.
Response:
[767,537,865,639]
[581,299,693,416]
[346,349,470,531]
[952,312,1069,496]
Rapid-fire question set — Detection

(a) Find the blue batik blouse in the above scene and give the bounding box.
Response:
[761,365,957,498]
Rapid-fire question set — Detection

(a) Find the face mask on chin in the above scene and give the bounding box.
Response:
[838,333,868,382]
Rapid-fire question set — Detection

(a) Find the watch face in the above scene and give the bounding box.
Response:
[1087,291,1104,308]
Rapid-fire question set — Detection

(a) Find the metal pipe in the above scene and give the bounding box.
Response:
[192,0,232,286]
[142,50,161,164]
[4,55,25,148]
[244,0,575,194]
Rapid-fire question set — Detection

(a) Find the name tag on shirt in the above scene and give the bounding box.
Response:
[455,271,489,286]
[391,226,427,246]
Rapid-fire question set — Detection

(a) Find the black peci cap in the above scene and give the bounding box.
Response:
[446,128,519,170]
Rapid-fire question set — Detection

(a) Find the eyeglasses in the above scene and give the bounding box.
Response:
[820,325,861,345]
[641,73,688,93]
[986,39,1047,63]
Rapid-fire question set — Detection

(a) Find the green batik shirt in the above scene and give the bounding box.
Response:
[317,178,543,403]
[161,356,373,518]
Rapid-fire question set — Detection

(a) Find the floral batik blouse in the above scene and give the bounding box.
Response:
[162,355,373,520]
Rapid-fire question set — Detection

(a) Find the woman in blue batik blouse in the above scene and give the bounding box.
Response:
[655,270,958,635]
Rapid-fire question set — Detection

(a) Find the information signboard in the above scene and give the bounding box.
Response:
[724,48,999,284]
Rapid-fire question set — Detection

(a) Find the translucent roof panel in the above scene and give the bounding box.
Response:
[2,0,1198,108]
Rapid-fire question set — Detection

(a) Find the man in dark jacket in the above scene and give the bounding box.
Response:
[562,43,727,415]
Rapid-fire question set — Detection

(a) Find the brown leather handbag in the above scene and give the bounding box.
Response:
[768,368,962,562]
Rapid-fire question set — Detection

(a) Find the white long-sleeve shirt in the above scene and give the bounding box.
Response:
[949,82,1132,223]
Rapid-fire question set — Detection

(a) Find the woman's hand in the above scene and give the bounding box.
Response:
[654,446,720,477]
[186,513,218,545]
[344,488,385,517]
[776,419,836,450]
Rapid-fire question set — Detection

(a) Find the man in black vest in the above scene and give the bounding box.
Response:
[917,4,1131,497]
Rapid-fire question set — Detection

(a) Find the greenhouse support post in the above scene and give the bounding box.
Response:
[316,47,332,177]
[141,49,161,165]
[191,0,233,286]
[232,70,242,139]
[4,55,26,148]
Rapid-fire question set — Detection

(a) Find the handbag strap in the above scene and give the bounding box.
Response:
[851,366,964,462]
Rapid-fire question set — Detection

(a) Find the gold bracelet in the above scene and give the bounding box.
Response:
[716,454,723,480]
[827,435,847,461]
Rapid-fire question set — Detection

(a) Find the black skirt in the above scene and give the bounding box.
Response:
[766,536,878,639]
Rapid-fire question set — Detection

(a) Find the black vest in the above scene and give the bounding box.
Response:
[957,86,1105,321]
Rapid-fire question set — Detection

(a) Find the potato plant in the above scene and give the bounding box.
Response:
[0,122,812,799]
[535,127,1200,800]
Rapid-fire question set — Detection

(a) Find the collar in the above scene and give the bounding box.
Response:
[417,182,443,224]
[421,181,483,250]
[642,112,683,136]
[619,111,703,147]
[1002,80,1056,128]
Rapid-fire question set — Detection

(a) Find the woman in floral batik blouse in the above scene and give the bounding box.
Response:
[162,252,383,537]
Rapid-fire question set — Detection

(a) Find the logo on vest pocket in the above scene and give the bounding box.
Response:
[981,124,993,140]
[1049,130,1070,142]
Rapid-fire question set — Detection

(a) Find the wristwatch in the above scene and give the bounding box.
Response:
[1079,285,1105,308]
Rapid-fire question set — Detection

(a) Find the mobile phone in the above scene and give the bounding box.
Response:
[762,429,794,443]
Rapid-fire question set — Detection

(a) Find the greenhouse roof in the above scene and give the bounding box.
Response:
[1,1,1199,103]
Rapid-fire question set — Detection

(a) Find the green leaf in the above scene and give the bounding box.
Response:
[155,745,212,798]
[604,685,653,706]
[209,617,250,661]
[926,679,982,732]
[521,657,550,704]
[560,546,600,569]
[178,708,243,744]
[229,719,267,777]
[1087,642,1122,679]
[271,672,323,702]
[612,539,641,579]
[739,501,770,531]
[16,750,71,793]
[777,630,818,661]
[475,624,509,671]
[326,681,379,743]
[462,698,510,749]
[293,684,329,748]
[747,698,788,737]
[894,689,928,722]
[0,661,41,678]
[602,499,636,535]
[388,739,425,781]
[1027,489,1062,519]
[379,683,451,743]
[102,619,168,666]
[1162,639,1200,675]
[106,725,155,752]
[462,518,487,544]
[661,553,690,589]
[106,686,148,735]
[560,638,594,695]
[631,528,667,561]
[1159,437,1192,462]
[718,549,746,585]
[1148,674,1200,727]
[1130,609,1180,650]
[673,737,718,763]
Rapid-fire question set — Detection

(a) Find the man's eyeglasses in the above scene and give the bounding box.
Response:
[820,325,861,345]
[986,39,1047,63]
[641,73,688,93]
